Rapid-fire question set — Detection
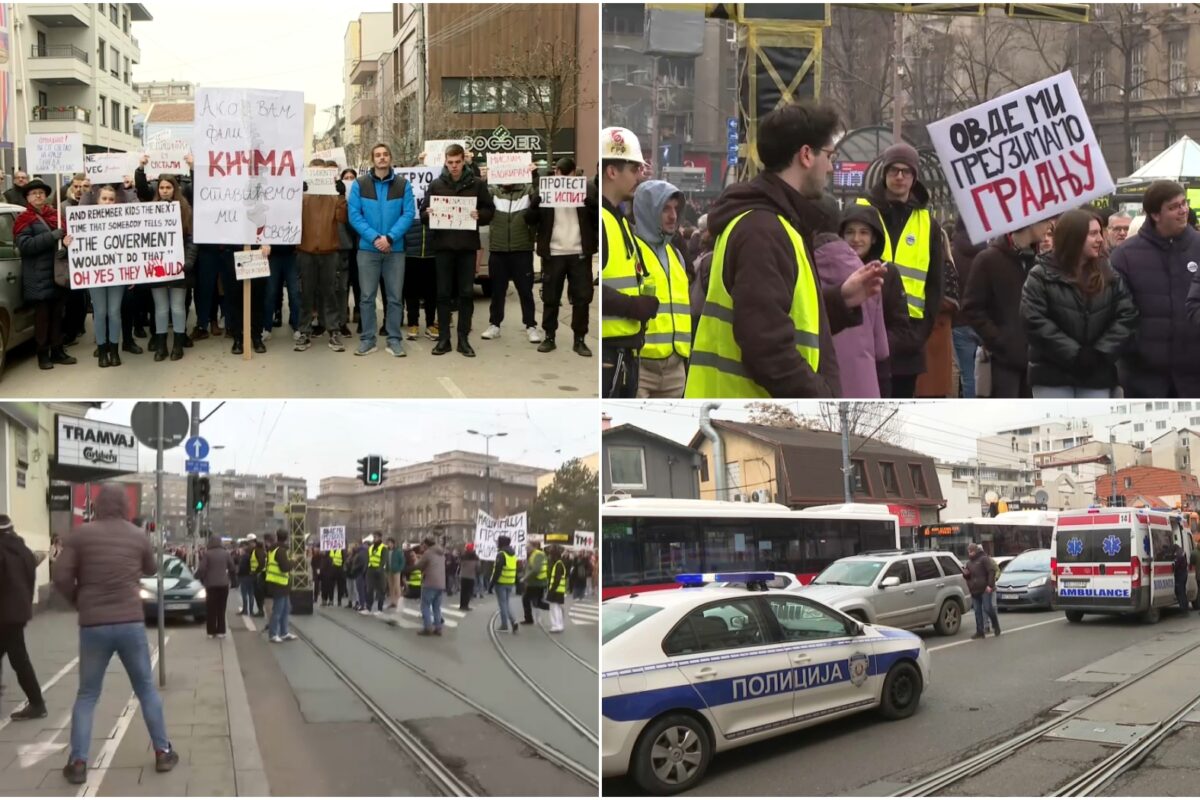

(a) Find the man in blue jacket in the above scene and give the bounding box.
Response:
[347,143,416,357]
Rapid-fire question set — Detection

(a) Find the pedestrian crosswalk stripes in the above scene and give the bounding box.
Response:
[568,601,598,626]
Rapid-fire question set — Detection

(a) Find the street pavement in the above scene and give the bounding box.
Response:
[601,605,1200,797]
[1,590,599,796]
[0,289,598,398]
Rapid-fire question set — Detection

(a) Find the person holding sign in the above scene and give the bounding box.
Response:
[347,143,415,357]
[854,144,944,399]
[138,171,193,362]
[297,159,349,353]
[1020,209,1138,399]
[15,179,77,370]
[481,162,541,344]
[528,157,597,357]
[82,186,130,368]
[420,144,495,357]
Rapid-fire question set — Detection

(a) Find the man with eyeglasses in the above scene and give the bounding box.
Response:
[1104,210,1132,254]
[855,143,945,399]
[1122,179,1200,397]
[600,126,659,398]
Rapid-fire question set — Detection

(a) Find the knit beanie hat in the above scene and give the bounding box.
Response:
[881,143,920,176]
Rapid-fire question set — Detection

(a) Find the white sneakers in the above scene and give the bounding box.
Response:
[482,324,501,339]
[282,633,298,641]
[359,609,371,616]
[270,635,283,643]
[527,327,543,343]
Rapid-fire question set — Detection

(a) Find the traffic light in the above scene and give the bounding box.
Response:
[378,457,388,485]
[187,474,196,511]
[195,477,210,512]
[357,457,369,485]
[358,455,388,486]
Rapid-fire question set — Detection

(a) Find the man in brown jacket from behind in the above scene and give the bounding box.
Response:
[53,485,177,784]
[297,159,350,353]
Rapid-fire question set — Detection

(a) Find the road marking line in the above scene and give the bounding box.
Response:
[0,655,81,736]
[929,616,1065,653]
[438,376,466,398]
[81,638,166,797]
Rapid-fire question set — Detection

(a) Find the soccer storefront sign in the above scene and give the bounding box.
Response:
[474,510,528,561]
[926,71,1114,246]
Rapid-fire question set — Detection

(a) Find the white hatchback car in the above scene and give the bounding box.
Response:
[602,573,931,794]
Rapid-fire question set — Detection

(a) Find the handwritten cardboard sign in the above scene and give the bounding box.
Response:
[144,139,190,179]
[233,250,270,280]
[573,531,595,550]
[428,195,476,230]
[192,87,304,245]
[320,526,346,551]
[487,151,532,185]
[28,133,84,174]
[303,166,339,195]
[394,166,438,205]
[84,153,137,185]
[313,146,347,168]
[539,176,587,208]
[927,71,1113,245]
[424,139,467,168]
[475,510,527,560]
[65,202,184,289]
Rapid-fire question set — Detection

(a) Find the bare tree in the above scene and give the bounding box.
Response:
[493,37,591,165]
[745,402,808,429]
[822,5,893,130]
[804,403,906,446]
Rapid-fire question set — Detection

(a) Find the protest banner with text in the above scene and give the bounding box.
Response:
[303,166,339,195]
[192,87,304,245]
[313,146,347,168]
[233,250,270,280]
[927,71,1113,245]
[487,152,532,185]
[319,526,346,551]
[28,133,84,175]
[424,139,467,168]
[428,195,476,230]
[474,510,528,561]
[573,531,595,550]
[539,176,588,208]
[394,166,437,205]
[65,203,184,290]
[84,153,137,185]
[145,139,190,179]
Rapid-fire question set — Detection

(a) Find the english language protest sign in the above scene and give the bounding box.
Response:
[487,152,532,185]
[319,526,346,551]
[84,153,137,185]
[539,176,587,208]
[65,203,184,290]
[192,87,304,245]
[428,195,476,230]
[474,510,528,560]
[28,133,84,175]
[927,71,1113,245]
[303,166,339,195]
[233,250,270,280]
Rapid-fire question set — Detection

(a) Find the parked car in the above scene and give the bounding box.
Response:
[0,202,37,379]
[797,550,971,636]
[140,556,206,623]
[996,548,1053,610]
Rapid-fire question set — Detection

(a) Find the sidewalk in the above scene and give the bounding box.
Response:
[0,609,266,797]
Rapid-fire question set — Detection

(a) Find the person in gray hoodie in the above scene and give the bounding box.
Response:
[415,536,447,635]
[197,534,236,638]
[632,179,691,397]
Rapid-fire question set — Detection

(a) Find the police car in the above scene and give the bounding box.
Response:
[707,571,804,592]
[602,573,931,794]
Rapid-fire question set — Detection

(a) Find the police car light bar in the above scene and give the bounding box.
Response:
[676,572,778,585]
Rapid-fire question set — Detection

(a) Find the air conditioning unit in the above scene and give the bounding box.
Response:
[603,492,630,504]
[751,488,772,503]
[731,492,749,502]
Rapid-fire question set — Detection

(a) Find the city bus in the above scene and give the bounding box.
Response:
[919,510,1058,559]
[600,498,901,599]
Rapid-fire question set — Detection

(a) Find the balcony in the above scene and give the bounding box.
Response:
[29,105,92,138]
[25,3,90,27]
[27,45,90,86]
[350,58,379,86]
[350,93,378,124]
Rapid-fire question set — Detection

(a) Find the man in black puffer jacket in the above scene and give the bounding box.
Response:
[1112,180,1200,396]
[0,515,46,720]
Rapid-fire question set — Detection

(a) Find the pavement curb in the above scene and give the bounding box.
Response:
[222,631,269,797]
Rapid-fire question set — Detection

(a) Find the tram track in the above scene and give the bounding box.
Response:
[315,608,599,789]
[534,619,598,674]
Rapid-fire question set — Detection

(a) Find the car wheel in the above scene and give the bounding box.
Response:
[879,661,922,720]
[631,713,711,795]
[933,600,961,636]
[1141,605,1160,624]
[1064,610,1084,623]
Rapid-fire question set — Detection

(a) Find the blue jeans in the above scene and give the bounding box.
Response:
[151,286,188,336]
[420,586,445,631]
[268,592,291,638]
[973,592,1000,635]
[1032,385,1115,399]
[89,285,125,346]
[70,623,170,761]
[355,574,367,608]
[264,249,301,334]
[239,575,256,614]
[495,584,515,629]
[952,326,978,399]
[195,247,234,328]
[572,582,585,601]
[357,250,405,349]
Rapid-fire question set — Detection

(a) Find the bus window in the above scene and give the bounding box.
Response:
[703,524,756,572]
[860,520,898,554]
[640,518,700,584]
[803,519,860,574]
[758,519,803,573]
[602,519,640,587]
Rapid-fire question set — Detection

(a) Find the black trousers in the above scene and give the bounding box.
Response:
[459,578,474,610]
[227,277,267,344]
[63,287,88,341]
[404,257,436,327]
[320,572,335,603]
[334,568,347,605]
[602,345,640,398]
[891,374,918,399]
[0,623,43,708]
[541,255,593,339]
[205,586,229,635]
[1177,582,1191,614]
[991,363,1032,399]
[522,586,545,624]
[436,250,476,339]
[122,284,151,341]
[488,250,537,329]
[34,295,66,350]
[254,575,266,616]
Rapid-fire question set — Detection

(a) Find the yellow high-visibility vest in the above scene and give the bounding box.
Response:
[635,236,692,360]
[409,568,423,588]
[497,552,517,586]
[265,547,289,586]
[329,549,343,568]
[854,198,931,319]
[601,207,653,339]
[250,551,260,572]
[368,543,384,568]
[549,560,566,595]
[685,210,820,398]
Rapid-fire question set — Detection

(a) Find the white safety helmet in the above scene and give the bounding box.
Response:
[601,127,646,166]
[364,534,374,544]
[246,533,257,541]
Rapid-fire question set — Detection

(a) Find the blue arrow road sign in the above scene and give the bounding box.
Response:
[184,437,209,460]
[186,459,209,474]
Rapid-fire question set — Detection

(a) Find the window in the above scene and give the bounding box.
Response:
[911,557,940,582]
[935,555,961,578]
[1132,44,1146,100]
[1090,51,1106,102]
[1158,421,1168,430]
[1134,423,1144,432]
[110,3,119,25]
[663,599,769,656]
[1124,477,1133,489]
[608,446,646,490]
[122,6,129,33]
[99,95,107,127]
[765,597,851,642]
[1171,39,1188,96]
[704,525,754,572]
[1131,134,1142,168]
[1181,402,1193,412]
[98,38,107,70]
[881,560,912,585]
[110,46,119,77]
[124,56,130,84]
[1156,402,1169,410]
[850,459,868,493]
[909,464,928,497]
[124,106,130,134]
[880,462,900,495]
[111,100,120,130]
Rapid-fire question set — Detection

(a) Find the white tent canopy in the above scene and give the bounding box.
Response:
[1126,135,1200,181]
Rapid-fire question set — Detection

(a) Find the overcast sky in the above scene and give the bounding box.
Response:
[135,1,394,134]
[87,400,597,495]
[603,400,1137,465]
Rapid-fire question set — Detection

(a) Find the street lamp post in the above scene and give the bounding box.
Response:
[467,429,508,520]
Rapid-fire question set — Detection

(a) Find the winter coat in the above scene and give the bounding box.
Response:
[1111,222,1200,397]
[524,548,549,588]
[487,185,537,252]
[696,172,864,397]
[298,194,348,255]
[15,204,64,302]
[53,485,156,627]
[419,167,495,252]
[3,187,24,207]
[1020,254,1139,389]
[814,235,888,398]
[528,177,599,259]
[962,551,997,596]
[459,551,480,580]
[601,197,657,351]
[348,169,416,253]
[416,544,447,591]
[547,560,567,605]
[403,217,435,259]
[951,221,986,327]
[962,236,1039,374]
[197,538,236,589]
[0,530,37,625]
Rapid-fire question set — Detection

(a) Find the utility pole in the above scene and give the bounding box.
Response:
[840,403,852,503]
[416,3,426,144]
[155,404,166,687]
[650,54,661,178]
[891,14,904,143]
